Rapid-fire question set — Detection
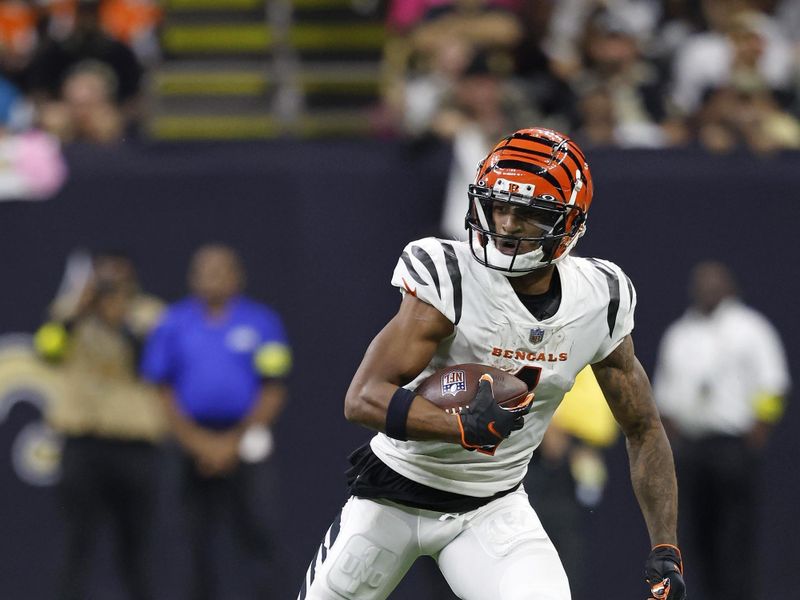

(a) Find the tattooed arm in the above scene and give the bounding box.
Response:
[592,335,678,545]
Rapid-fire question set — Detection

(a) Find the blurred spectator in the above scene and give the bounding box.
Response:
[542,0,661,82]
[98,0,162,66]
[0,128,67,200]
[571,11,684,148]
[0,0,39,87]
[142,244,292,600]
[34,251,165,600]
[39,59,127,143]
[688,7,800,153]
[0,73,32,131]
[394,36,475,138]
[525,366,618,600]
[382,0,523,138]
[646,0,706,72]
[510,1,576,127]
[0,73,66,201]
[670,3,794,117]
[407,0,523,58]
[696,83,800,153]
[433,53,539,239]
[24,0,143,110]
[48,249,163,336]
[653,260,791,600]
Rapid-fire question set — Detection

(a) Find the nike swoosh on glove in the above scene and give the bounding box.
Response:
[456,374,532,456]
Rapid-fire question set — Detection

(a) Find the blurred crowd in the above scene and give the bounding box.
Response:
[0,0,797,206]
[0,0,159,201]
[0,0,159,144]
[1,0,799,155]
[382,0,800,155]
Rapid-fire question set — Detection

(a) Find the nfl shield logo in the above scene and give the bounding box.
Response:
[441,370,467,397]
[529,328,545,344]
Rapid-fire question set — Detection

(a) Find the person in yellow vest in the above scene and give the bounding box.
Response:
[35,254,164,600]
[524,365,618,600]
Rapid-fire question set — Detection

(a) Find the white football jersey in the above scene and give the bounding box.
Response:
[370,237,636,497]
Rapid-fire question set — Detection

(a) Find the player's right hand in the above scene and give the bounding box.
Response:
[456,374,532,455]
[644,544,686,600]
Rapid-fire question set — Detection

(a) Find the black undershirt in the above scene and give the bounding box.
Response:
[347,444,520,513]
[514,267,562,321]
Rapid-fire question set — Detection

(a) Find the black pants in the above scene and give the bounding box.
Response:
[57,435,159,600]
[179,452,277,600]
[675,435,760,600]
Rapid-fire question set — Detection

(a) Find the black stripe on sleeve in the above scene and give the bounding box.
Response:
[400,251,428,287]
[440,242,463,325]
[412,245,441,299]
[623,273,634,306]
[588,259,620,338]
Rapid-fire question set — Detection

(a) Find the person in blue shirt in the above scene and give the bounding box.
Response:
[142,243,291,600]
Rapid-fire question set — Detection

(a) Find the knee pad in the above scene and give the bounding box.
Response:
[324,500,414,599]
[327,534,400,599]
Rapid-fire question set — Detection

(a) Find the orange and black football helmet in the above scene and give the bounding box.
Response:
[466,128,594,275]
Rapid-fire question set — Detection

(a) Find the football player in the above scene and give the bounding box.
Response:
[298,128,685,600]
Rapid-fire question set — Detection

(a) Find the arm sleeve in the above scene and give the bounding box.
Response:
[590,259,637,363]
[390,237,462,324]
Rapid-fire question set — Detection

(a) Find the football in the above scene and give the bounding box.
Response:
[414,363,530,413]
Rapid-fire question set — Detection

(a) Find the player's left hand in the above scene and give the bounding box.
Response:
[644,544,686,600]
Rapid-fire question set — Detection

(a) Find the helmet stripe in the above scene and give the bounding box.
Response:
[508,132,586,169]
[504,133,585,189]
[509,132,557,145]
[502,144,576,190]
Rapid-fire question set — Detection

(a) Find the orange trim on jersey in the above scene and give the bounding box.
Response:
[652,543,683,573]
[401,277,417,297]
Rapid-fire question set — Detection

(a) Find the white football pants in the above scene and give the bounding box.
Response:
[298,488,571,600]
